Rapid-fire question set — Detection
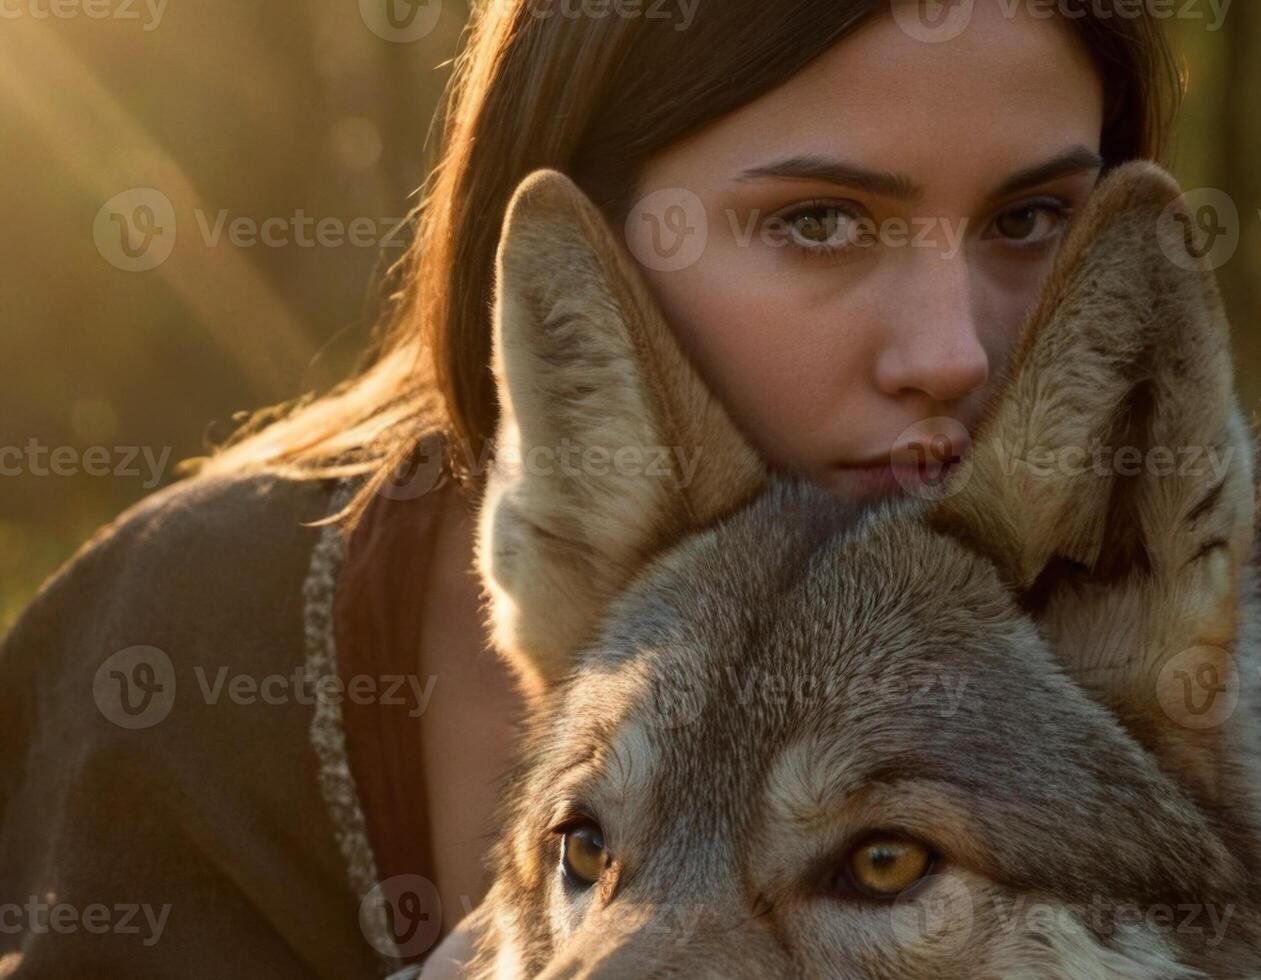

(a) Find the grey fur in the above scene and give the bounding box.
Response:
[470,163,1261,978]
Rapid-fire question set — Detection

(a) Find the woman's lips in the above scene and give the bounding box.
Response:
[828,453,961,500]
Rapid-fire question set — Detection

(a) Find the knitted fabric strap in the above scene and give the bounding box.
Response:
[303,478,402,972]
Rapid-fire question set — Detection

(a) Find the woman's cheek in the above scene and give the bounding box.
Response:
[646,252,862,472]
[972,251,1060,366]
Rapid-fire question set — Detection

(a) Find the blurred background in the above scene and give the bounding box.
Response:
[1,3,1258,631]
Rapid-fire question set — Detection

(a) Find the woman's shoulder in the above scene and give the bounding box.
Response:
[82,465,340,571]
[0,470,363,710]
[0,467,414,977]
[9,469,342,642]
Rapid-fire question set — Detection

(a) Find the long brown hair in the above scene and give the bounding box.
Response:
[204,0,1183,519]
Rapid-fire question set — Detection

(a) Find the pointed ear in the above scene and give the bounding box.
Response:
[931,161,1258,798]
[477,169,767,695]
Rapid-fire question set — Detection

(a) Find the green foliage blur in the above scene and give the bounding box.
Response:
[1,5,1258,632]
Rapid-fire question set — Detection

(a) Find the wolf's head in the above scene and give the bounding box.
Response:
[471,163,1261,978]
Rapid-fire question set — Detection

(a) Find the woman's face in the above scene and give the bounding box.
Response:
[625,0,1104,504]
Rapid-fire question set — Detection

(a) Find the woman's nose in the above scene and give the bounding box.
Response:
[873,251,989,404]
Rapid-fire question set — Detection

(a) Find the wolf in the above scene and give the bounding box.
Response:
[462,161,1261,977]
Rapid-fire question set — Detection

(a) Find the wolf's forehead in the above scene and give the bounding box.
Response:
[571,485,1030,785]
[597,483,1012,708]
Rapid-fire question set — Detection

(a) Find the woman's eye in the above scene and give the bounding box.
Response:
[840,833,935,898]
[560,820,609,888]
[774,202,865,254]
[987,201,1070,246]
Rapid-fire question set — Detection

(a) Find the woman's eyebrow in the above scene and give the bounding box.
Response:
[734,154,922,203]
[733,145,1104,203]
[992,145,1104,197]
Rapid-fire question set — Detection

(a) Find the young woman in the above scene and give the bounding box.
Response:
[0,0,1182,976]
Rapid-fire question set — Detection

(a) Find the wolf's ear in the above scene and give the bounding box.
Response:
[477,170,766,695]
[931,161,1258,797]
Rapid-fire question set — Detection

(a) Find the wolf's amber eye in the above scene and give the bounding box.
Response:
[561,821,608,888]
[844,834,933,898]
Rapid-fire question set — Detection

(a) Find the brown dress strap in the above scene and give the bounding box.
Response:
[333,474,454,966]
